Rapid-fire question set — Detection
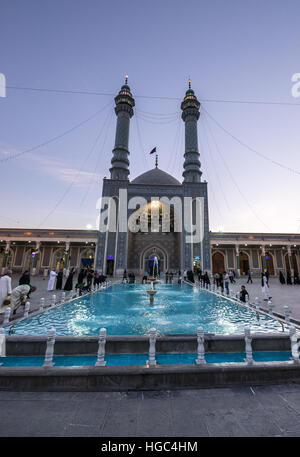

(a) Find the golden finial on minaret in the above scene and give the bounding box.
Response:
[125,74,128,85]
[188,78,191,89]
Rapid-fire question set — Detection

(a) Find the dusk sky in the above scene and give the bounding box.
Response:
[1,0,300,233]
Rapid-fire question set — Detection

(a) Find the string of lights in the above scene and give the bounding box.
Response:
[7,84,300,106]
[79,109,114,207]
[202,112,273,232]
[0,100,113,163]
[37,102,113,228]
[202,107,300,177]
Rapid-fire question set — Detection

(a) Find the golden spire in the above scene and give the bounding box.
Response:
[125,74,128,85]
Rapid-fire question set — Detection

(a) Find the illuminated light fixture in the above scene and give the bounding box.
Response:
[151,200,160,209]
[57,241,60,243]
[245,244,247,246]
[86,224,93,230]
[24,232,32,236]
[49,232,54,236]
[270,244,272,246]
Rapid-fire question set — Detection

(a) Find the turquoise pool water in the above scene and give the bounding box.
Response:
[9,284,285,336]
[0,352,296,367]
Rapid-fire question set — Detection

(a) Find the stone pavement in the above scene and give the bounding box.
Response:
[1,384,300,436]
[5,273,300,323]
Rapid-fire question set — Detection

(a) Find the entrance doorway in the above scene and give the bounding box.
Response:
[212,252,225,274]
[261,253,275,275]
[142,247,166,275]
[106,259,114,276]
[239,252,250,276]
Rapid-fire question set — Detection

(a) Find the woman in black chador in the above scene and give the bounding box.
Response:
[77,269,85,284]
[279,271,286,285]
[56,271,63,290]
[64,268,75,291]
[19,270,30,286]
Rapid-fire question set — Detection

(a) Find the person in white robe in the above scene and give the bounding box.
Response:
[47,269,57,291]
[0,270,12,306]
[262,273,271,301]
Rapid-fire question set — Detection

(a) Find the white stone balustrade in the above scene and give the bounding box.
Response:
[255,297,260,310]
[39,297,45,312]
[195,326,206,365]
[95,328,107,367]
[284,305,291,323]
[51,295,56,307]
[76,289,79,298]
[147,328,157,366]
[0,328,5,357]
[43,328,56,367]
[24,301,30,318]
[3,307,11,325]
[267,300,274,314]
[244,327,253,365]
[289,326,300,363]
[61,292,66,304]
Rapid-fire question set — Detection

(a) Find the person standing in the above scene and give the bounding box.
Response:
[203,271,210,286]
[47,269,57,291]
[247,271,253,284]
[279,271,286,284]
[219,273,224,292]
[262,273,271,301]
[56,270,63,290]
[0,270,12,306]
[214,272,220,288]
[64,267,75,291]
[239,285,249,303]
[19,270,30,286]
[224,271,230,295]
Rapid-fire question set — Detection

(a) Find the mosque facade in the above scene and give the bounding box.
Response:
[1,81,300,279]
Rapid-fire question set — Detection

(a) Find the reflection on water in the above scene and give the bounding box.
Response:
[11,284,286,336]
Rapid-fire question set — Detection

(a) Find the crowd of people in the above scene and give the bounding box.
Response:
[48,266,107,295]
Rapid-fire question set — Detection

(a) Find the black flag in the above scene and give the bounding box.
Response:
[150,147,156,154]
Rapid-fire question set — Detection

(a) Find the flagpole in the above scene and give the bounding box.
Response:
[155,154,158,168]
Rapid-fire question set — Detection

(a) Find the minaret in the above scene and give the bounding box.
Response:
[110,76,135,179]
[181,79,202,182]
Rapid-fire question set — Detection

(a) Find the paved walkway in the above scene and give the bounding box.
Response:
[0,384,300,436]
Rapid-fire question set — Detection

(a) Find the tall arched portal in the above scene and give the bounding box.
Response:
[261,252,275,275]
[239,252,250,275]
[141,246,167,276]
[212,252,225,274]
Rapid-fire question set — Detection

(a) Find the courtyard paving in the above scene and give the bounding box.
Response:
[0,384,300,436]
